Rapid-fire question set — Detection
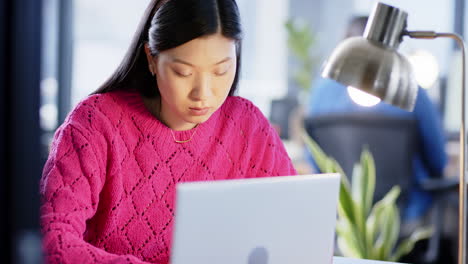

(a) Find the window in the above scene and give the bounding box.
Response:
[236,0,290,117]
[71,0,149,106]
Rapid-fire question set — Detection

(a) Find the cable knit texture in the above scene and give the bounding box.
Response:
[40,90,297,264]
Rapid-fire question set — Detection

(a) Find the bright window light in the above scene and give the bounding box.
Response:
[407,49,439,89]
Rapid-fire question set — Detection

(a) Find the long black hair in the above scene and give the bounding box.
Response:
[94,0,243,97]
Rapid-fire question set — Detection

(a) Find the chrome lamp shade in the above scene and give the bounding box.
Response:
[321,37,418,111]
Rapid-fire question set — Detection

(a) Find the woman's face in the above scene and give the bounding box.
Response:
[145,33,237,131]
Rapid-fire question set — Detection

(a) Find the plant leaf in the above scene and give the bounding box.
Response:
[301,130,331,173]
[388,204,400,257]
[375,203,400,260]
[350,163,367,255]
[337,236,362,259]
[301,130,347,177]
[361,148,376,217]
[336,180,356,225]
[390,227,434,262]
[351,163,363,206]
[366,186,400,259]
[368,186,401,223]
[365,207,382,259]
[336,219,365,258]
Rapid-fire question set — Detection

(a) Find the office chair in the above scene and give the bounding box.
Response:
[304,112,458,264]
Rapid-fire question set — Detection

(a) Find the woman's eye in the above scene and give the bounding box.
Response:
[215,71,228,76]
[215,67,230,76]
[174,70,192,77]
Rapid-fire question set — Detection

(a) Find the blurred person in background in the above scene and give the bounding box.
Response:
[39,0,296,263]
[306,16,447,223]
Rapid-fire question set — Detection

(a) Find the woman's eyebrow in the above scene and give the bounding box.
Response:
[171,57,232,67]
[213,57,232,65]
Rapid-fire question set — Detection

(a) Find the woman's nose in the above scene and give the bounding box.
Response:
[190,74,213,101]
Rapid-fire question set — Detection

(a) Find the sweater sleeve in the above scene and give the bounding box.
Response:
[40,124,151,264]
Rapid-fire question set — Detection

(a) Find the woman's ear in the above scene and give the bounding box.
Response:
[144,43,156,76]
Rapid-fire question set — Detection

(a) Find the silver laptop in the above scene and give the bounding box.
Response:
[170,173,340,264]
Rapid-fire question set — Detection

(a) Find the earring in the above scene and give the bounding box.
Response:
[149,65,155,76]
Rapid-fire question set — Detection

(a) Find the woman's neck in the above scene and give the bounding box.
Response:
[142,95,197,131]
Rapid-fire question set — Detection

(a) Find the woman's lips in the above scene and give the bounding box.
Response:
[189,107,210,116]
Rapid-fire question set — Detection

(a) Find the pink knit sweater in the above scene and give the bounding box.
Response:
[40,90,297,263]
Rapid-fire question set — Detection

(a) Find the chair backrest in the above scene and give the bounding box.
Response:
[304,112,418,204]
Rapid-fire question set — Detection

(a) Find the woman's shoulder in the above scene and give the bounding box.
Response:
[74,89,136,110]
[62,89,140,134]
[221,96,270,128]
[223,96,264,116]
[66,92,113,121]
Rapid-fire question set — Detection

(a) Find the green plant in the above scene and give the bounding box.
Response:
[302,131,433,261]
[285,18,316,93]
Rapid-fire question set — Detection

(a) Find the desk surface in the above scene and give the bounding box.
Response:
[334,257,402,264]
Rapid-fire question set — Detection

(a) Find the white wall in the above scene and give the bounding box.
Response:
[237,0,290,117]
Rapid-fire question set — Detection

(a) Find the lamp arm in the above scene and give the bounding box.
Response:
[405,30,467,264]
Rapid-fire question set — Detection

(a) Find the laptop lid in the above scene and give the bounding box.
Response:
[171,174,340,264]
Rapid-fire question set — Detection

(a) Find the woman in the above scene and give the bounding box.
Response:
[40,0,296,263]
